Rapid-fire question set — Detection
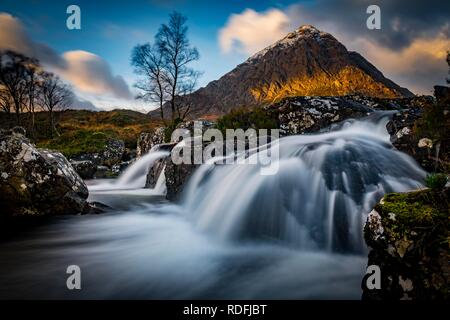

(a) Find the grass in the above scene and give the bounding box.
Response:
[425,173,449,190]
[0,109,164,157]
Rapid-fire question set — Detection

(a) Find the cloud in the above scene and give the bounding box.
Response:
[350,34,450,94]
[0,13,65,67]
[219,8,290,55]
[286,0,450,50]
[56,51,131,99]
[0,13,132,100]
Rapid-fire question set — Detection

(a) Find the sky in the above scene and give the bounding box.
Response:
[0,0,449,111]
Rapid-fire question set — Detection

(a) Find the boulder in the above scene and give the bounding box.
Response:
[161,121,214,200]
[70,160,96,179]
[137,127,165,158]
[70,138,125,168]
[0,128,89,216]
[164,159,198,201]
[101,139,125,167]
[363,188,450,300]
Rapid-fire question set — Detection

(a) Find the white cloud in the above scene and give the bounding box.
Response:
[219,8,290,55]
[0,13,132,103]
[56,51,131,99]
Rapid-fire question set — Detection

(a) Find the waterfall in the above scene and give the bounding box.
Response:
[181,114,426,253]
[0,113,428,299]
[88,147,169,192]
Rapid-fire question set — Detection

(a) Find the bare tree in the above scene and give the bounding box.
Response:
[24,62,42,137]
[131,43,168,121]
[0,50,36,125]
[38,72,73,137]
[0,85,13,113]
[156,11,200,120]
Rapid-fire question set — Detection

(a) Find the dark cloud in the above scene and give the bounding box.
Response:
[288,0,450,50]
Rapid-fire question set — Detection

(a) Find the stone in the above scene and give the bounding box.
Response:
[94,166,109,179]
[418,138,433,149]
[0,129,88,216]
[363,188,450,300]
[70,160,96,179]
[136,127,165,158]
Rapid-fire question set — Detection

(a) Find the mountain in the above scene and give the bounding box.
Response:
[152,25,414,119]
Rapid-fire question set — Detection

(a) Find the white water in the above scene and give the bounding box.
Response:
[183,115,425,253]
[88,148,169,194]
[0,114,426,299]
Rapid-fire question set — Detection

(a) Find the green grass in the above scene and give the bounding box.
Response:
[38,129,110,157]
[425,173,449,190]
[0,109,164,157]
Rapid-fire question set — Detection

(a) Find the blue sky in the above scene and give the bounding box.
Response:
[1,0,449,111]
[1,0,295,87]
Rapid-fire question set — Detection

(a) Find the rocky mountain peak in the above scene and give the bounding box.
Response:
[152,26,414,119]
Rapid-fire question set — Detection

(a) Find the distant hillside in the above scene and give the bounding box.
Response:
[0,109,163,157]
[151,25,413,120]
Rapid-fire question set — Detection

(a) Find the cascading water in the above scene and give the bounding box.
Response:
[182,114,425,253]
[88,147,169,192]
[0,113,427,299]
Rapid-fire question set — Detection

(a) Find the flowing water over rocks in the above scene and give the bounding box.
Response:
[0,114,426,299]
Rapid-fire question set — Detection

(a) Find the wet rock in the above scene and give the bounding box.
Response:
[145,158,166,189]
[0,129,89,216]
[363,188,450,300]
[137,128,165,158]
[101,139,125,167]
[121,148,136,162]
[164,159,198,201]
[70,160,96,179]
[268,96,375,136]
[94,166,109,179]
[385,98,450,173]
[70,139,125,168]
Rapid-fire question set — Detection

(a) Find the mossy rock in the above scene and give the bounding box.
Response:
[363,187,450,300]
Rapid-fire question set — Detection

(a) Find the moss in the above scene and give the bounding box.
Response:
[364,188,450,299]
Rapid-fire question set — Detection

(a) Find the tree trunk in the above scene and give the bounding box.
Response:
[50,110,54,138]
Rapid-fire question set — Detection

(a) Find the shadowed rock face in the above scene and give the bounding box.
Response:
[151,25,413,120]
[0,128,89,216]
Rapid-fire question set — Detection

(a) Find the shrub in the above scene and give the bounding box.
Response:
[164,118,183,142]
[425,173,448,190]
[216,107,278,134]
